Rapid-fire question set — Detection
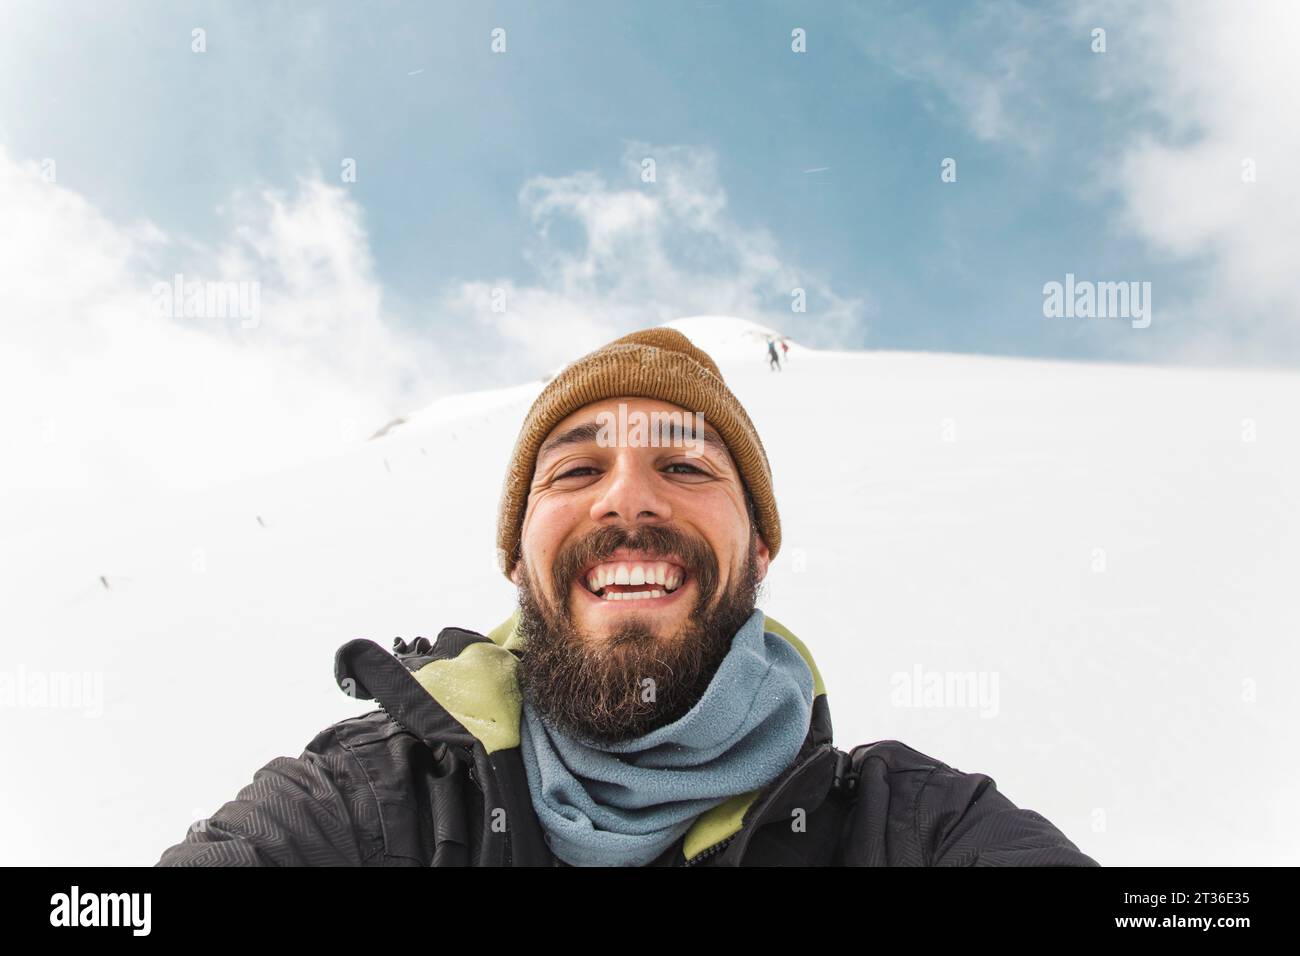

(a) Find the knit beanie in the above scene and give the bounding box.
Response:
[496,327,780,580]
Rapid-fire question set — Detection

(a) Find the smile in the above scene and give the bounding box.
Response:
[577,554,690,602]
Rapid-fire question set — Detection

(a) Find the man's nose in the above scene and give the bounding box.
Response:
[589,453,673,528]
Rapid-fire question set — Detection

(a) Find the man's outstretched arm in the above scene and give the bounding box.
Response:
[918,761,1099,867]
[156,723,384,867]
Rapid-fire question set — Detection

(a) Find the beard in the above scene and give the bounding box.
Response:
[514,523,763,747]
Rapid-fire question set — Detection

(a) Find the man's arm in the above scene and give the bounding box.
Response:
[156,722,386,867]
[915,761,1099,867]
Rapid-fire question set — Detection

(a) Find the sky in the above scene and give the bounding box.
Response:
[2,0,1298,500]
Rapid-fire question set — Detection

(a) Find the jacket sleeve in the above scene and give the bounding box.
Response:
[915,761,1099,867]
[155,722,386,866]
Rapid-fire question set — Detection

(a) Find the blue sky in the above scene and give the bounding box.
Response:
[2,1,1298,495]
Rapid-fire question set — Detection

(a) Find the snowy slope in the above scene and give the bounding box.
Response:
[662,314,798,359]
[2,316,1297,866]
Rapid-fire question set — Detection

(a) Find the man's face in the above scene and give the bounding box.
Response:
[511,396,770,744]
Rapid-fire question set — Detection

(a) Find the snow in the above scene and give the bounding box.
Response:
[663,315,796,359]
[2,315,1297,866]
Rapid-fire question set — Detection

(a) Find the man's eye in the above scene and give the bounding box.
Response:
[666,462,706,475]
[557,467,598,479]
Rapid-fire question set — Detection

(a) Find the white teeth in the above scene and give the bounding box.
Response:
[583,561,687,595]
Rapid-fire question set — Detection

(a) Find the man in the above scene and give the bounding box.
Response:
[156,327,1098,867]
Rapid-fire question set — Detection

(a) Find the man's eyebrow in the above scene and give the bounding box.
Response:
[537,422,604,462]
[663,421,730,457]
[535,419,732,463]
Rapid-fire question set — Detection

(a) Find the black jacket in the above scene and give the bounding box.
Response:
[156,613,1099,867]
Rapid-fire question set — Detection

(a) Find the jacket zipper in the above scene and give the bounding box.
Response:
[376,700,413,736]
[683,834,735,867]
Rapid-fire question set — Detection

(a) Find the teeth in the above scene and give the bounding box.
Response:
[582,560,688,595]
[600,589,666,601]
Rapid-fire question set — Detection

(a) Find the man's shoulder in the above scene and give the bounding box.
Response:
[305,708,466,803]
[305,708,451,775]
[837,738,1099,866]
[317,706,463,749]
[843,738,1019,807]
[843,738,963,774]
[315,707,410,743]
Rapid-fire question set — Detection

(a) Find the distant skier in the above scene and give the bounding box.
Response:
[767,338,781,371]
[780,339,789,362]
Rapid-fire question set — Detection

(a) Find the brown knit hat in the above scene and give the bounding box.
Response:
[496,327,780,580]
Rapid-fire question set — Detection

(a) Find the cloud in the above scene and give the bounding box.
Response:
[1097,0,1300,362]
[1,137,858,521]
[434,142,867,379]
[0,146,435,513]
[0,131,867,526]
[854,0,1058,150]
[856,0,1300,364]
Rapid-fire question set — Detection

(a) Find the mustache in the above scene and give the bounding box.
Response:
[550,524,720,605]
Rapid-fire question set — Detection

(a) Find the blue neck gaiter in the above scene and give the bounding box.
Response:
[518,608,814,867]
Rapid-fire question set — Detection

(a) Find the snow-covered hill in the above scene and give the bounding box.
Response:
[3,316,1297,865]
[662,315,797,359]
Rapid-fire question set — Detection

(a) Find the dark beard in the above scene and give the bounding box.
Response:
[515,524,762,747]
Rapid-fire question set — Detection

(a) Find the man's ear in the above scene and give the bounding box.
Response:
[753,533,772,581]
[509,562,522,586]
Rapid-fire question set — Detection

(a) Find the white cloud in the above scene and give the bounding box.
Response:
[855,0,1056,150]
[436,142,867,379]
[1097,0,1300,362]
[0,146,436,519]
[859,0,1300,364]
[0,137,864,527]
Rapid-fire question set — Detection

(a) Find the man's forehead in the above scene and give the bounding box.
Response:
[536,399,732,463]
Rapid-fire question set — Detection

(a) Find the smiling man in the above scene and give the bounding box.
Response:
[506,390,809,866]
[157,327,1098,867]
